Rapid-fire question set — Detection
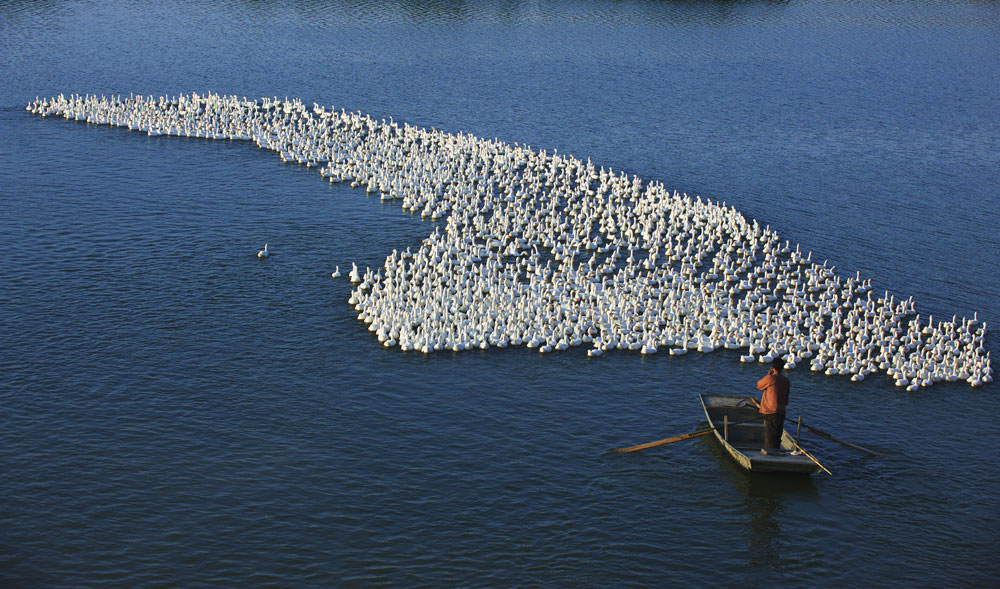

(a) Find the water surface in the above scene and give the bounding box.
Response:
[2,1,998,586]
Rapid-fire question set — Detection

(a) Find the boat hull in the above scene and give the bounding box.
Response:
[699,394,820,474]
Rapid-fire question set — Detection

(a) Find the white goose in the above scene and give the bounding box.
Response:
[32,92,992,390]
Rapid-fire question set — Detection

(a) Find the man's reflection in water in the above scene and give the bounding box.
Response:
[740,474,816,568]
[746,492,781,567]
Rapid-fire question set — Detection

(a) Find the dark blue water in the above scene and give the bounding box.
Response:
[2,1,999,586]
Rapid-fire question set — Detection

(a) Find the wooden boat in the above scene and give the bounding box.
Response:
[699,393,820,474]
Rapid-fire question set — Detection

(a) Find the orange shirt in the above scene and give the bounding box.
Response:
[756,369,790,414]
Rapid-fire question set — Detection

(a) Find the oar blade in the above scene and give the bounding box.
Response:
[610,428,713,453]
[610,415,764,454]
[803,424,880,456]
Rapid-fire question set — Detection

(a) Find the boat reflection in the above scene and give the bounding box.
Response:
[739,472,816,568]
[699,428,819,569]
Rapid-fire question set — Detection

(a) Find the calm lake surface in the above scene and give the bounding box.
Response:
[2,1,998,586]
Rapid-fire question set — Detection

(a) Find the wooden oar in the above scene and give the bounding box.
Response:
[791,440,833,475]
[610,415,763,453]
[803,424,880,456]
[610,429,715,453]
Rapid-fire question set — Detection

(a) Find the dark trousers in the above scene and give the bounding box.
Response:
[763,413,786,449]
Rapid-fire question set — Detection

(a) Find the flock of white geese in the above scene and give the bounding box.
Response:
[27,92,993,389]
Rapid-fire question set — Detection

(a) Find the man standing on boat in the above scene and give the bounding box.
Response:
[756,357,790,454]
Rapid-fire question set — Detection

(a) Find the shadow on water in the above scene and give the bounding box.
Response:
[700,426,819,568]
[737,472,816,568]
